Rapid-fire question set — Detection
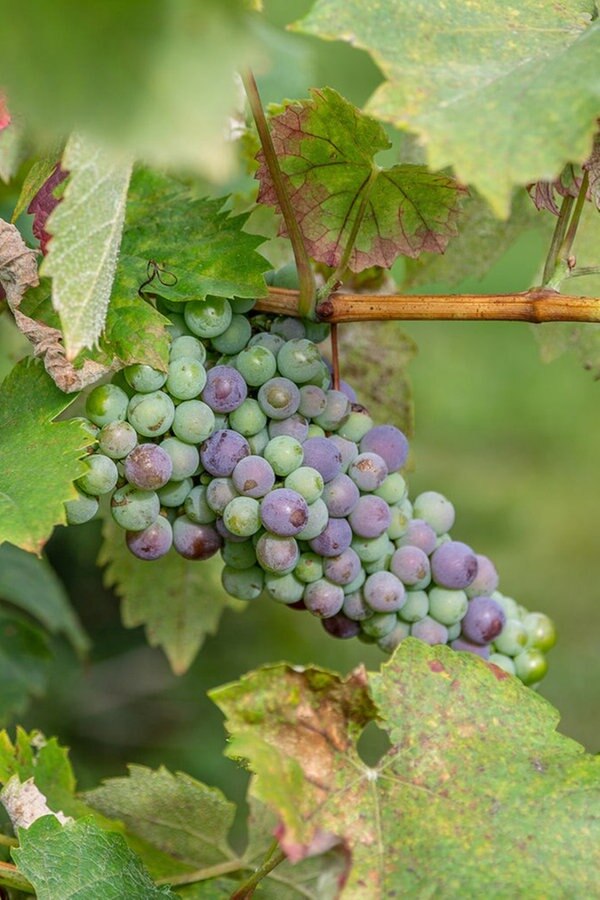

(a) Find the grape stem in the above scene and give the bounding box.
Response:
[256,287,600,324]
[229,843,287,900]
[330,323,341,390]
[242,70,317,320]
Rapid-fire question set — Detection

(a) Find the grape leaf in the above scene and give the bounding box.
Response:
[256,88,463,273]
[85,767,345,897]
[212,640,600,897]
[339,323,415,438]
[528,164,585,216]
[12,815,176,899]
[0,543,89,657]
[0,0,261,181]
[12,155,63,224]
[0,359,92,553]
[0,613,51,725]
[98,519,240,675]
[0,123,23,184]
[297,1,600,216]
[41,134,133,360]
[584,133,600,208]
[27,164,68,254]
[119,169,270,305]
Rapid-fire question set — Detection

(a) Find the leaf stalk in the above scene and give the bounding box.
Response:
[229,844,287,900]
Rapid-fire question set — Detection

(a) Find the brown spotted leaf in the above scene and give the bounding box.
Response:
[256,88,464,274]
[212,640,600,898]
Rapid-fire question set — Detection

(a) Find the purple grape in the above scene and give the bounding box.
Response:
[309,518,352,557]
[359,425,408,472]
[172,517,222,560]
[461,596,506,644]
[257,377,301,420]
[301,437,342,483]
[231,456,275,498]
[126,515,173,560]
[348,495,391,538]
[323,548,362,586]
[123,443,173,490]
[396,519,437,555]
[450,637,491,659]
[390,546,431,586]
[466,554,500,598]
[268,414,309,443]
[321,613,361,639]
[348,452,388,491]
[205,477,238,515]
[342,590,373,622]
[298,384,327,418]
[200,430,250,476]
[260,489,309,537]
[411,616,448,645]
[363,571,406,612]
[255,533,299,574]
[303,579,345,618]
[215,517,248,543]
[338,380,356,402]
[431,540,478,589]
[202,365,247,413]
[328,435,358,472]
[321,474,360,518]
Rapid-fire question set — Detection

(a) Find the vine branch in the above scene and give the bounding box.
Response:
[256,287,600,324]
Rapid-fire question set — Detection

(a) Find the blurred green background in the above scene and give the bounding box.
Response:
[1,0,599,846]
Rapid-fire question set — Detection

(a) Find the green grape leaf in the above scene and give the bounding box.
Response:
[0,613,51,725]
[12,155,62,223]
[212,640,600,897]
[0,543,89,657]
[98,518,239,675]
[0,359,92,553]
[0,1,261,181]
[0,729,76,808]
[41,134,133,359]
[12,815,175,899]
[339,323,416,438]
[256,88,464,273]
[118,170,270,306]
[403,190,554,289]
[84,766,345,898]
[0,123,23,184]
[535,203,600,373]
[297,1,600,216]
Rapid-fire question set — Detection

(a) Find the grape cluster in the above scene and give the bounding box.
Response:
[67,295,555,686]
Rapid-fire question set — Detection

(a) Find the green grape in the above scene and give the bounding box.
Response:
[211,314,252,355]
[160,437,200,480]
[158,477,194,508]
[513,648,548,685]
[236,345,277,387]
[493,618,529,657]
[364,553,393,575]
[428,587,468,626]
[296,552,324,583]
[352,533,393,563]
[98,420,138,459]
[284,466,324,504]
[166,356,207,400]
[387,499,412,540]
[493,593,519,619]
[375,473,407,505]
[230,297,257,314]
[307,424,326,439]
[85,383,129,427]
[76,454,118,496]
[165,312,187,339]
[65,488,99,525]
[378,621,411,653]
[127,391,175,437]
[223,497,261,537]
[184,485,216,524]
[184,297,232,337]
[265,262,300,290]
[169,334,207,363]
[248,331,285,355]
[247,428,270,456]
[522,612,557,652]
[277,339,324,384]
[172,400,215,443]
[264,572,305,604]
[342,568,367,595]
[221,565,264,601]
[228,399,267,436]
[304,321,331,343]
[398,589,429,623]
[271,315,306,340]
[446,622,461,641]
[221,539,257,570]
[206,478,238,515]
[124,364,167,393]
[264,436,304,477]
[361,612,398,639]
[295,498,329,541]
[337,410,374,443]
[111,485,160,531]
[489,653,516,675]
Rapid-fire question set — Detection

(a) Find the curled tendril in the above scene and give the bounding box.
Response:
[138,260,178,298]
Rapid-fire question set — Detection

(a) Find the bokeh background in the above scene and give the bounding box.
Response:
[1,0,599,846]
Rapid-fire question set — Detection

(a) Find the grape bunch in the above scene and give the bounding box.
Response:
[66,294,556,686]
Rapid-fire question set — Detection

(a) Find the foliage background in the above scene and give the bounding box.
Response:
[1,0,598,848]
